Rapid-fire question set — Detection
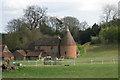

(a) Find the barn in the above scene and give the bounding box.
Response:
[0,45,14,60]
[34,27,77,58]
[26,50,42,60]
[34,38,61,58]
[13,50,27,60]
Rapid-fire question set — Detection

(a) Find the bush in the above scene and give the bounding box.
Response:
[91,36,100,44]
[77,44,85,56]
[99,26,119,43]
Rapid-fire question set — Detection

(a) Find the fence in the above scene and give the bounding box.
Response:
[8,58,119,66]
[75,58,119,64]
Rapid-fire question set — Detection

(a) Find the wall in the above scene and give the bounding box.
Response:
[60,45,77,58]
[27,56,38,60]
[35,46,59,57]
[13,51,24,60]
[2,57,14,60]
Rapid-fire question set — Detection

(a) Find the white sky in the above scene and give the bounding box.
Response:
[0,0,119,33]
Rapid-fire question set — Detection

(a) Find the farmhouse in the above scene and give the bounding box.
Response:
[0,45,14,60]
[34,27,77,58]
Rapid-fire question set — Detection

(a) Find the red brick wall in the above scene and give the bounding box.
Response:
[35,46,59,57]
[60,45,76,58]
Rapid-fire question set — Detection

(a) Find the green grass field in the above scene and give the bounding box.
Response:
[77,44,118,59]
[2,44,118,78]
[2,64,118,78]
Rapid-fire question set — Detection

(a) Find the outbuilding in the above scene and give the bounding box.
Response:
[0,45,14,60]
[26,50,42,60]
[13,50,26,60]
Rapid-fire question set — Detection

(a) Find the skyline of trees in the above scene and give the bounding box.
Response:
[2,4,119,51]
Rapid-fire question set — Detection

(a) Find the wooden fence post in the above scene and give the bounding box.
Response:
[102,60,104,64]
[90,60,94,64]
[112,59,115,64]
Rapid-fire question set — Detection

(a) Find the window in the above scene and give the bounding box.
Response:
[38,46,40,50]
[44,52,46,54]
[51,46,53,50]
[65,51,67,55]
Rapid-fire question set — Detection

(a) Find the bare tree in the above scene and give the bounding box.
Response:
[24,5,47,30]
[79,21,89,31]
[61,16,89,31]
[6,18,26,32]
[44,16,64,31]
[61,16,80,30]
[101,4,118,23]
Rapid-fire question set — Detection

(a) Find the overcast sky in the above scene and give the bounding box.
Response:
[0,0,119,33]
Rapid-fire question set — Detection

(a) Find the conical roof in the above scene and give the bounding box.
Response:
[60,26,76,46]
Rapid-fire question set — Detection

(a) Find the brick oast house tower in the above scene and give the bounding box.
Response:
[31,26,77,58]
[60,26,77,58]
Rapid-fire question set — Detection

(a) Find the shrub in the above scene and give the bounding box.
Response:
[99,26,119,43]
[91,36,100,44]
[77,44,85,56]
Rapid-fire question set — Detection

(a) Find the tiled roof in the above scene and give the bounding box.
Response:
[0,45,14,58]
[16,50,27,56]
[2,52,14,57]
[0,45,5,52]
[60,29,76,46]
[34,38,60,46]
[27,50,41,56]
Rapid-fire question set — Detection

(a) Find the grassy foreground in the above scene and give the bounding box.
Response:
[2,64,118,78]
[2,44,118,78]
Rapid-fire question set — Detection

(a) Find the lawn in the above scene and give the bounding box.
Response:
[2,44,118,78]
[2,64,118,78]
[76,44,118,60]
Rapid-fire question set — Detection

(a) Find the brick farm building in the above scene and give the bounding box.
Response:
[34,27,77,58]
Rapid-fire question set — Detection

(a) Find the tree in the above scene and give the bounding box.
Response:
[91,23,101,36]
[71,27,80,42]
[99,26,118,43]
[101,4,118,23]
[24,5,47,30]
[61,16,80,30]
[79,21,89,31]
[61,16,81,42]
[79,27,93,44]
[6,18,26,32]
[44,16,64,32]
[3,26,31,50]
[100,18,120,28]
[40,21,55,36]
